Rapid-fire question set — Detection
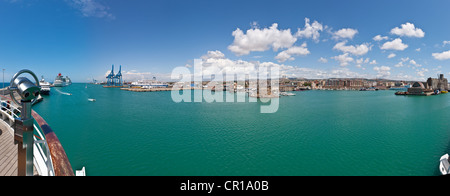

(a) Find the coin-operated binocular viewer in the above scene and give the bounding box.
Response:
[9,69,41,176]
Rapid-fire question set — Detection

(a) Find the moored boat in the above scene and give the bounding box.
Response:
[280,92,296,96]
[39,76,51,95]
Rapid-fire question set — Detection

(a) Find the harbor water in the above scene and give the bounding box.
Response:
[32,84,450,176]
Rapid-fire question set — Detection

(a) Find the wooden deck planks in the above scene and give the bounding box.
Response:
[0,128,16,176]
[0,128,38,176]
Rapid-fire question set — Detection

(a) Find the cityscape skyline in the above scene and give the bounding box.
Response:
[1,0,450,82]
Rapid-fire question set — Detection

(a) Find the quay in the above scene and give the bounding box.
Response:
[120,87,174,92]
[120,87,205,92]
[395,74,448,96]
[395,91,434,96]
[103,85,128,88]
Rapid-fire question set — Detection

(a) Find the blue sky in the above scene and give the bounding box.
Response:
[1,0,450,82]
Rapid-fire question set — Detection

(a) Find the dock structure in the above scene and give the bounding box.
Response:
[106,64,115,86]
[104,64,124,87]
[114,65,123,86]
[396,74,449,96]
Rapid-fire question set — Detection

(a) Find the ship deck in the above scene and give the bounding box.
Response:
[0,128,38,176]
[0,99,38,176]
[0,128,37,176]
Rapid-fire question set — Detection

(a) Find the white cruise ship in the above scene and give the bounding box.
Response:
[53,73,72,87]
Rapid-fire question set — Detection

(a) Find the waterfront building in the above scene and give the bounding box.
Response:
[426,74,448,91]
[406,74,448,95]
[131,77,169,89]
[324,78,365,90]
[407,82,429,95]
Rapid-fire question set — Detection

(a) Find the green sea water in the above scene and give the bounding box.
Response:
[32,84,450,176]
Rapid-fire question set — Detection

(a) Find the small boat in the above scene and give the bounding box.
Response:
[88,98,96,102]
[439,154,449,175]
[280,92,296,96]
[441,91,448,94]
[360,87,377,91]
[395,91,408,95]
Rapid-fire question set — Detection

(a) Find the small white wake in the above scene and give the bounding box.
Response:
[54,88,72,96]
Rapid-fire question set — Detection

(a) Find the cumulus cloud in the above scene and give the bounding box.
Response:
[333,28,358,40]
[373,66,391,78]
[432,50,450,60]
[275,43,310,62]
[332,53,354,67]
[394,62,404,68]
[380,38,408,51]
[201,50,225,59]
[333,41,371,56]
[390,22,425,38]
[387,53,396,59]
[194,50,372,80]
[373,35,389,41]
[416,68,429,77]
[318,57,328,63]
[67,0,115,19]
[295,18,324,42]
[443,41,450,47]
[355,58,370,69]
[228,23,297,56]
[409,59,422,67]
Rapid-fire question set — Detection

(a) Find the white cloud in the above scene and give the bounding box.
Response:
[333,28,358,40]
[409,59,422,67]
[333,41,371,56]
[443,41,450,46]
[196,50,373,80]
[355,58,370,68]
[415,48,421,52]
[432,50,450,60]
[318,57,328,63]
[201,50,225,59]
[67,0,115,19]
[369,60,377,65]
[332,53,354,67]
[373,66,391,78]
[387,53,396,59]
[275,43,310,62]
[356,58,369,64]
[390,22,425,38]
[228,23,297,56]
[416,68,429,77]
[374,66,391,71]
[295,18,324,42]
[394,62,404,67]
[380,38,408,51]
[373,35,388,41]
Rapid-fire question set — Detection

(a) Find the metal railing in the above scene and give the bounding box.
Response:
[0,99,72,176]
